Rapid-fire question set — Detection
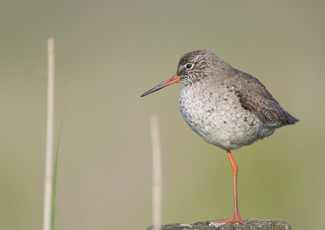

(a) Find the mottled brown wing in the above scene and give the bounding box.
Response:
[231,71,299,126]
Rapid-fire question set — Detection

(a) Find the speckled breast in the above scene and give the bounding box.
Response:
[178,83,267,150]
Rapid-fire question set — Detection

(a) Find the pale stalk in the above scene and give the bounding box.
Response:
[43,38,55,230]
[151,115,162,230]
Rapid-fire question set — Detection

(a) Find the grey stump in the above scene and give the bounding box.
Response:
[147,219,291,230]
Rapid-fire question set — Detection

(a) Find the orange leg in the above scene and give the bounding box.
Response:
[209,150,244,226]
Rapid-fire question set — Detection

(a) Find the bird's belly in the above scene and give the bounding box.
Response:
[179,86,265,150]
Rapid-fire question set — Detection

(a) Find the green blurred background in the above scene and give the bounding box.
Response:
[1,1,324,229]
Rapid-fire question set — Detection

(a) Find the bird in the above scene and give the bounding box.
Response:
[141,50,299,226]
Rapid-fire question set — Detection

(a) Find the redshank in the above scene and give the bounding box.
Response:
[141,50,299,225]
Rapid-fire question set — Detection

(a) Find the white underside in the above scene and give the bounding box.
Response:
[179,83,275,150]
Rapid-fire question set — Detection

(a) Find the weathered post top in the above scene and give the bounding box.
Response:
[147,219,291,230]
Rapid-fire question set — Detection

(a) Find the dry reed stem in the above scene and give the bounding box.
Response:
[43,38,55,230]
[151,115,162,230]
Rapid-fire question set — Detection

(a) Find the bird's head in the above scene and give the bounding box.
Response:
[141,50,225,97]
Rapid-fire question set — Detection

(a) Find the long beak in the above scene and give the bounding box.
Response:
[141,74,181,97]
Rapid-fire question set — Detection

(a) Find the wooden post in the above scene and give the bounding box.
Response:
[147,219,291,230]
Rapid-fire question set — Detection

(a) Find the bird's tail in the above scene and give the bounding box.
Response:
[284,111,299,124]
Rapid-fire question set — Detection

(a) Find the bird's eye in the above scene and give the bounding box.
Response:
[185,63,194,69]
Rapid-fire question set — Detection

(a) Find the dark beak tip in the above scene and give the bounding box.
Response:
[140,91,151,97]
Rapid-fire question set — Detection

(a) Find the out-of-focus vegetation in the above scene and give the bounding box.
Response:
[0,1,324,230]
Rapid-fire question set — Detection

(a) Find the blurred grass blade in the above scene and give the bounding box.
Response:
[51,109,65,230]
[43,38,55,230]
[151,114,162,230]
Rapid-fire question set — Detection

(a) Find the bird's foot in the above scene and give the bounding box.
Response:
[209,215,245,226]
